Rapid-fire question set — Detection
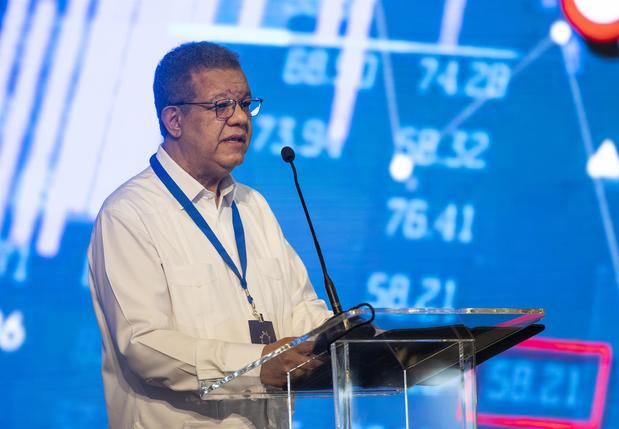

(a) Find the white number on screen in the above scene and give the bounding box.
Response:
[386,197,475,243]
[395,127,490,171]
[0,310,26,352]
[283,47,378,90]
[485,359,584,408]
[254,114,346,158]
[367,272,457,313]
[418,57,512,99]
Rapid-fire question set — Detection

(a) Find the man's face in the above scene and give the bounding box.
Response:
[173,68,252,181]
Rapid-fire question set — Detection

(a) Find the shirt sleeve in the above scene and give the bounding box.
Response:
[88,204,264,392]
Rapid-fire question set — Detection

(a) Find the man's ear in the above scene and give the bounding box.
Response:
[161,106,182,138]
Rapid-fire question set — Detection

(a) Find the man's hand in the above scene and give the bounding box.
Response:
[259,337,324,387]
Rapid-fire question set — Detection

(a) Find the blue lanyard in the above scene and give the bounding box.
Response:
[150,155,262,321]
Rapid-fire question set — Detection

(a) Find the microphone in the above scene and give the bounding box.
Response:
[281,146,295,163]
[280,146,343,315]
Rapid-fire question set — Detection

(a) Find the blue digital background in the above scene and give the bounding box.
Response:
[0,0,618,427]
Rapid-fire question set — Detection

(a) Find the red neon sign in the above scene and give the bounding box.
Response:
[562,0,619,42]
[477,337,612,429]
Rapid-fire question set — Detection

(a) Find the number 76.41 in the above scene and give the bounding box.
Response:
[386,197,475,243]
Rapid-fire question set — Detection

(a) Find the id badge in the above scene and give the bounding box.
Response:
[248,320,277,344]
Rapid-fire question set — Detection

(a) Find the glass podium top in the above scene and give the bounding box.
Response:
[199,307,544,399]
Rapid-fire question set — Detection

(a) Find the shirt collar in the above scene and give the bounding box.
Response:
[155,145,237,209]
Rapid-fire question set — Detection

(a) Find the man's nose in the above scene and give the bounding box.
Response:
[226,102,249,126]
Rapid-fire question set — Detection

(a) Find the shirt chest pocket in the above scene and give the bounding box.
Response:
[166,263,216,288]
[165,263,217,335]
[255,258,283,282]
[252,258,290,326]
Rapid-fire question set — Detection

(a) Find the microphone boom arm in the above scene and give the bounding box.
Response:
[283,149,343,315]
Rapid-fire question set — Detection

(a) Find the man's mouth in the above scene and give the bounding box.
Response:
[221,134,246,144]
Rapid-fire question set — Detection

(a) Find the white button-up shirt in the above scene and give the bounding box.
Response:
[88,146,331,428]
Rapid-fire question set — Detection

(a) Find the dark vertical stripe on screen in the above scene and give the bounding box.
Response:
[12,2,61,170]
[85,0,141,201]
[0,0,38,146]
[0,0,9,34]
[0,0,39,238]
[27,0,97,246]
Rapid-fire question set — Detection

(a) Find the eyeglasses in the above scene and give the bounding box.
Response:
[169,97,263,120]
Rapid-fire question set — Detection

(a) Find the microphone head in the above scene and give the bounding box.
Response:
[281,146,296,163]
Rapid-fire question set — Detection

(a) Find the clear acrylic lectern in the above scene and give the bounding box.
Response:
[198,308,544,429]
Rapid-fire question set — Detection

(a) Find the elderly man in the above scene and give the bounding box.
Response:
[88,41,331,428]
